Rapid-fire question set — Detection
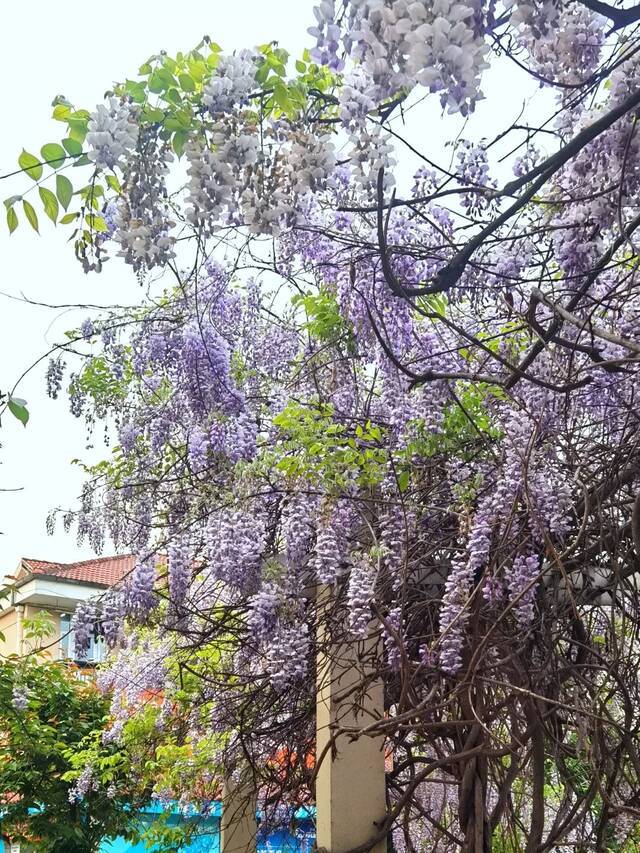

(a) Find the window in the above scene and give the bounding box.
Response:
[59,613,106,664]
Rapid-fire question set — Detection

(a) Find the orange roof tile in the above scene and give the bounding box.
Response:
[19,554,135,587]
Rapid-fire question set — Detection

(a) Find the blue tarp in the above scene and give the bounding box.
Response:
[99,806,316,852]
[101,830,315,853]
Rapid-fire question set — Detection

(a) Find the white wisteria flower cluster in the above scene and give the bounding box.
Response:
[186,120,337,238]
[311,0,490,115]
[203,48,259,115]
[114,141,177,271]
[508,0,604,87]
[349,124,397,193]
[86,97,139,170]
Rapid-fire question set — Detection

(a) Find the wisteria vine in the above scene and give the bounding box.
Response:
[8,0,640,849]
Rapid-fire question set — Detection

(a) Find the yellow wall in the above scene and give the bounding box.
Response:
[0,609,19,657]
[0,606,70,660]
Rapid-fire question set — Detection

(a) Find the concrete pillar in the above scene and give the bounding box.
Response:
[316,587,387,853]
[220,772,257,853]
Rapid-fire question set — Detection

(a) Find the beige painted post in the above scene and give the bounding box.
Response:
[316,587,387,853]
[220,772,257,853]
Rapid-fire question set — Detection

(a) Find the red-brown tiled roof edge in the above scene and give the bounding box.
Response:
[20,554,135,587]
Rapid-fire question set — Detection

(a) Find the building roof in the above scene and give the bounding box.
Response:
[16,554,135,588]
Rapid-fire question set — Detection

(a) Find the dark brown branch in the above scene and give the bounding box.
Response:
[578,0,640,31]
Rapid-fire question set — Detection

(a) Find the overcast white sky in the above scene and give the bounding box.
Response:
[0,1,548,572]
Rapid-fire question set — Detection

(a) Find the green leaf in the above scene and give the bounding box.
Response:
[148,71,164,93]
[295,59,306,73]
[188,59,207,82]
[39,187,59,224]
[62,138,83,157]
[124,79,146,104]
[56,174,73,210]
[40,143,66,169]
[60,212,78,225]
[397,470,410,493]
[178,73,195,92]
[85,214,108,233]
[66,110,90,144]
[163,88,182,106]
[81,183,103,201]
[7,397,29,427]
[67,124,87,144]
[255,62,269,85]
[6,206,18,234]
[105,174,121,193]
[22,200,39,232]
[52,103,71,122]
[19,150,43,181]
[149,67,176,93]
[172,130,189,158]
[273,82,291,111]
[163,56,178,73]
[142,105,165,124]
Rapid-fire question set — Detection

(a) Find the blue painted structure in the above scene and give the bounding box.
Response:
[99,804,315,853]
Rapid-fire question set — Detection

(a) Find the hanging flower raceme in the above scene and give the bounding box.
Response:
[310,0,490,115]
[86,97,139,171]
